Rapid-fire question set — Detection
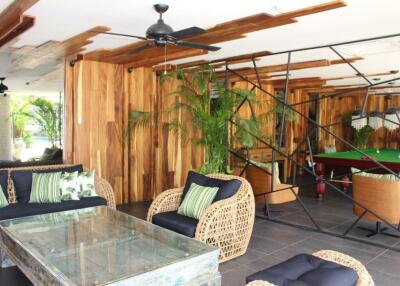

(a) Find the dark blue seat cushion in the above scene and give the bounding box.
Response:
[0,196,107,221]
[11,164,84,203]
[0,170,8,199]
[246,253,358,286]
[181,171,241,203]
[152,211,198,237]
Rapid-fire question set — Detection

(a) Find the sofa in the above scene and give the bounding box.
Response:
[0,164,116,268]
[0,164,116,221]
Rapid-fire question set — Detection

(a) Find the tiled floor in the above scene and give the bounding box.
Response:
[1,175,399,285]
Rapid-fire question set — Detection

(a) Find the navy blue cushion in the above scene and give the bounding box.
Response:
[0,170,8,199]
[0,196,107,221]
[11,165,84,203]
[246,254,358,286]
[152,211,198,237]
[182,171,241,203]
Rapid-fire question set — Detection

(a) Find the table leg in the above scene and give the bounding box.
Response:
[316,163,326,200]
[341,175,350,193]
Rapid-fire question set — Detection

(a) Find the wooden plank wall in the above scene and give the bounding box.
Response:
[318,92,400,151]
[287,89,310,175]
[65,62,398,205]
[154,77,204,197]
[65,60,124,204]
[123,67,156,202]
[66,63,203,204]
[231,81,276,148]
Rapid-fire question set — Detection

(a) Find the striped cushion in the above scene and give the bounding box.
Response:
[29,172,62,203]
[178,183,219,219]
[0,185,8,208]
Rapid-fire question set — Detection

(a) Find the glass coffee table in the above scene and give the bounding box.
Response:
[0,206,220,285]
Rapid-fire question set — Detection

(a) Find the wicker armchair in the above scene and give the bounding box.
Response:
[246,250,374,286]
[147,174,255,263]
[2,164,116,209]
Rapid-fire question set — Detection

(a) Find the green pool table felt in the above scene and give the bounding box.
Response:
[316,148,400,163]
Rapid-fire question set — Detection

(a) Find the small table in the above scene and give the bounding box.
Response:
[313,148,400,199]
[0,206,220,286]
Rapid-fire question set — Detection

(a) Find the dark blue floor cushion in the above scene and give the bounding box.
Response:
[0,196,107,221]
[152,211,198,237]
[246,253,358,286]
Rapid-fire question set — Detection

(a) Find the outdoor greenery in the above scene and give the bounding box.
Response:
[127,65,297,174]
[10,96,62,148]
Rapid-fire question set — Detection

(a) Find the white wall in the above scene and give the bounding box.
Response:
[0,95,12,160]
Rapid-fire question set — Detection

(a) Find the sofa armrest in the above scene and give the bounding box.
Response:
[95,176,116,209]
[147,187,184,222]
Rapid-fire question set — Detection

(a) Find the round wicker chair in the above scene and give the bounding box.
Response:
[246,250,374,286]
[147,174,255,263]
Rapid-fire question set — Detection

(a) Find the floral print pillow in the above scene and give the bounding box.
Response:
[78,171,97,198]
[60,171,80,201]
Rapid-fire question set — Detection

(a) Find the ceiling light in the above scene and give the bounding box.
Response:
[351,109,367,130]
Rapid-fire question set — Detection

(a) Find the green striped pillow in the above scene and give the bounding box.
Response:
[29,172,62,203]
[0,185,8,208]
[177,183,219,219]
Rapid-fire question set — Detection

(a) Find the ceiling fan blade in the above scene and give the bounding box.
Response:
[177,41,221,51]
[127,42,155,55]
[101,32,148,41]
[169,27,206,39]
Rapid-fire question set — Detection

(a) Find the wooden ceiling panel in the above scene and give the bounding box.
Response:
[10,26,110,72]
[83,0,346,67]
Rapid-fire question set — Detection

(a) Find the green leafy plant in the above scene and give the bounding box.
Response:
[28,98,61,148]
[127,65,295,174]
[10,97,33,146]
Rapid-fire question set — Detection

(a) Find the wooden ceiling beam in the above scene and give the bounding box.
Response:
[0,0,38,39]
[277,1,346,19]
[0,15,34,48]
[124,48,208,68]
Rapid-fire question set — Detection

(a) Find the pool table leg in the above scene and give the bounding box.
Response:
[316,163,326,200]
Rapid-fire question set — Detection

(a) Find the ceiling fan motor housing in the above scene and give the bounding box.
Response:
[146,19,174,41]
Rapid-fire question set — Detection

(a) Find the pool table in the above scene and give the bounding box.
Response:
[313,148,400,199]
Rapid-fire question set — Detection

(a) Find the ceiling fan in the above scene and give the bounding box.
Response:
[101,4,221,55]
[0,77,8,97]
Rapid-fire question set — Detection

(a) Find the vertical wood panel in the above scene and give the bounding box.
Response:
[65,60,124,204]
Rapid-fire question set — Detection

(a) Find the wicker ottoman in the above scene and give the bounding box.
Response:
[246,250,374,286]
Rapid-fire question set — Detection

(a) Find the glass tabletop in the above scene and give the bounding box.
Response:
[0,206,216,285]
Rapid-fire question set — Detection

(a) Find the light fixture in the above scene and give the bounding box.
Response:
[384,108,400,131]
[351,109,367,130]
[368,111,383,130]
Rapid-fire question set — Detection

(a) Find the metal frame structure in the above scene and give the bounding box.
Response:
[224,32,400,251]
